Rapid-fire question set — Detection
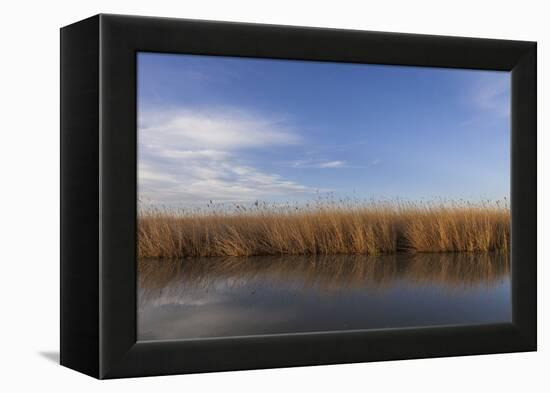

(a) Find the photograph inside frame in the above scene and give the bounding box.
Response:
[136,52,511,341]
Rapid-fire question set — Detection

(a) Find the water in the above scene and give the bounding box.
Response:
[138,252,511,341]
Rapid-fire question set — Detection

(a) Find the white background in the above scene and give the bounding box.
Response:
[0,0,547,391]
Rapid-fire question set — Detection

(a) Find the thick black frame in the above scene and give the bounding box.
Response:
[60,14,537,379]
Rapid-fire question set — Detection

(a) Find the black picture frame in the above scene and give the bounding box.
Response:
[60,14,537,379]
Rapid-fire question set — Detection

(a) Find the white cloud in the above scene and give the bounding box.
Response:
[138,108,314,205]
[139,108,300,151]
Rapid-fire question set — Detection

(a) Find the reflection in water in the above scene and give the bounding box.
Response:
[138,253,511,341]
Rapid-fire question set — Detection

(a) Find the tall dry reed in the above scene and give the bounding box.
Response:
[137,200,509,258]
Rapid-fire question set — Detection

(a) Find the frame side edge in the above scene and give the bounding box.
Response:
[60,15,101,378]
[511,43,537,350]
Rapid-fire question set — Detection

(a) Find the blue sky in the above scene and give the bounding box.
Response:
[137,52,510,207]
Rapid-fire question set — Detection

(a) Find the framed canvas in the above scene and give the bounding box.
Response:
[60,14,537,379]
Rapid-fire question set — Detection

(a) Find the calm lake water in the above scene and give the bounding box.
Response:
[138,252,511,341]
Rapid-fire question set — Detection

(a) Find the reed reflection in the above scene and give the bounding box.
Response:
[138,253,511,340]
[138,252,509,304]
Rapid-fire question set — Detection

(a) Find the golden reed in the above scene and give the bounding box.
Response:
[137,200,509,258]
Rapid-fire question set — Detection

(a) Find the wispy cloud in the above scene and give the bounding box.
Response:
[471,73,510,117]
[317,160,345,168]
[289,158,358,169]
[138,108,314,205]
